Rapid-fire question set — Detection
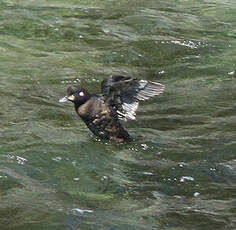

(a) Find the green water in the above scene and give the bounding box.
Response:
[0,0,236,229]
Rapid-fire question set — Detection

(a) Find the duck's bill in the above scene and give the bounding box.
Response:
[59,95,75,103]
[59,96,68,103]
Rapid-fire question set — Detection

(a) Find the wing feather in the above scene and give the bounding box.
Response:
[101,76,164,121]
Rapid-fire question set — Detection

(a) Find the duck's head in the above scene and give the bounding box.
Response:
[59,85,91,106]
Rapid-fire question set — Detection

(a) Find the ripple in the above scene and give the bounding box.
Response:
[70,208,94,215]
[180,176,195,183]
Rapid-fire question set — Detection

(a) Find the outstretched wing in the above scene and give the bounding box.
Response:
[101,75,165,120]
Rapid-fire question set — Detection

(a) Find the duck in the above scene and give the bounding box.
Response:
[59,75,165,142]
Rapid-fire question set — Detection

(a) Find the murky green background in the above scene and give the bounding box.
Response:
[0,0,236,229]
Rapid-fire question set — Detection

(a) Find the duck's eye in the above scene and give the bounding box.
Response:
[78,91,85,97]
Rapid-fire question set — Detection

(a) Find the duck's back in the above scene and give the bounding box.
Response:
[77,96,131,142]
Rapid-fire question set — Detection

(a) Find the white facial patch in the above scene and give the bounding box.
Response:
[79,91,85,97]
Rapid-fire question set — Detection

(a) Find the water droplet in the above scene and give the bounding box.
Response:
[52,157,62,162]
[141,143,149,150]
[158,70,165,75]
[101,175,108,181]
[180,176,194,182]
[16,156,28,165]
[143,172,154,175]
[227,71,235,76]
[194,192,200,197]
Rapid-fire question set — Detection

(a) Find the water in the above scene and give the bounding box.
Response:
[0,0,236,229]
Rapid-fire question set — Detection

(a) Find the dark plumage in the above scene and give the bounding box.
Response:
[59,75,165,142]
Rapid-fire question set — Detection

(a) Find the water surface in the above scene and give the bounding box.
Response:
[0,0,236,229]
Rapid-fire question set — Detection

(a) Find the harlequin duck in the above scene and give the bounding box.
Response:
[59,75,165,142]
